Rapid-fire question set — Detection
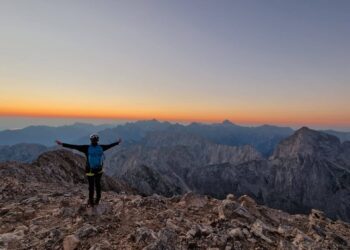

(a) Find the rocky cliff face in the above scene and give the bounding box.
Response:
[188,128,350,222]
[1,149,350,249]
[104,131,262,196]
[105,127,350,223]
[272,127,342,159]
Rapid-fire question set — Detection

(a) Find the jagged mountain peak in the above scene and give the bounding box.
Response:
[296,127,340,146]
[296,126,324,136]
[273,126,341,159]
[221,119,235,126]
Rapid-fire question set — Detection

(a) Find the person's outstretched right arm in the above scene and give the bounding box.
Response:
[100,138,122,151]
[55,140,88,154]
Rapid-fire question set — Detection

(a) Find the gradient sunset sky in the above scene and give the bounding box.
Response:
[0,0,349,130]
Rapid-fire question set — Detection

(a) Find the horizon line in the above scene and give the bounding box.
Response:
[1,113,350,131]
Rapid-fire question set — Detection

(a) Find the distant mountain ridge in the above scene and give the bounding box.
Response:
[323,129,350,143]
[1,120,349,165]
[0,143,48,163]
[68,120,350,156]
[1,120,348,156]
[73,119,173,145]
[75,119,294,156]
[0,123,114,146]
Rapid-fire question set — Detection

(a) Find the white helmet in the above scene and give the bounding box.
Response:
[89,133,99,141]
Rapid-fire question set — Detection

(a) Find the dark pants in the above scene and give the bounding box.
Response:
[87,173,102,205]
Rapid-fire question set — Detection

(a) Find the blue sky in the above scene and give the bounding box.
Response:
[0,0,349,130]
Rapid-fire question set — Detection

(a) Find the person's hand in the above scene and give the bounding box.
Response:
[55,140,63,146]
[117,138,122,144]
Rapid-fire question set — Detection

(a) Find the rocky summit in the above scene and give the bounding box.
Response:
[1,150,350,249]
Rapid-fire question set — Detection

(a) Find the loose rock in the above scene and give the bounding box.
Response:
[63,235,80,250]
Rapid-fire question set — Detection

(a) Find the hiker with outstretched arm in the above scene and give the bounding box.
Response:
[55,134,122,207]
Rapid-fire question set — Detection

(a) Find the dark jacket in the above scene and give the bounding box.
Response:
[62,141,120,175]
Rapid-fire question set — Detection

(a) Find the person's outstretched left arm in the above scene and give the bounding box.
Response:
[101,138,122,151]
[55,140,89,154]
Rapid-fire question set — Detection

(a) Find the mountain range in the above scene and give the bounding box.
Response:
[0,123,114,146]
[0,120,295,163]
[1,120,350,223]
[74,120,294,156]
[1,119,349,157]
[103,126,350,223]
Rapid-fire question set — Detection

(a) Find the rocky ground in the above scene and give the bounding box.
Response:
[1,150,350,249]
[1,186,350,249]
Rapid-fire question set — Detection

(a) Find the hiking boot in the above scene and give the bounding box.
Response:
[87,200,94,207]
[94,198,100,206]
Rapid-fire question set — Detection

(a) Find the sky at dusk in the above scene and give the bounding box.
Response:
[0,0,349,130]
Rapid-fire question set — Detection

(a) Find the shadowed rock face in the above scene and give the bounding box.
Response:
[188,157,350,221]
[120,164,184,196]
[188,128,350,222]
[272,127,342,159]
[105,127,350,222]
[104,131,262,196]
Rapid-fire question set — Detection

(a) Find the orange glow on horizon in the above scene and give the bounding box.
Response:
[1,107,349,128]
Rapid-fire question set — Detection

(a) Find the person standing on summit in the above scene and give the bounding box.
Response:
[55,134,122,207]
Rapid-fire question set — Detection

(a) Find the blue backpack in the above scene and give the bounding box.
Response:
[88,145,104,169]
